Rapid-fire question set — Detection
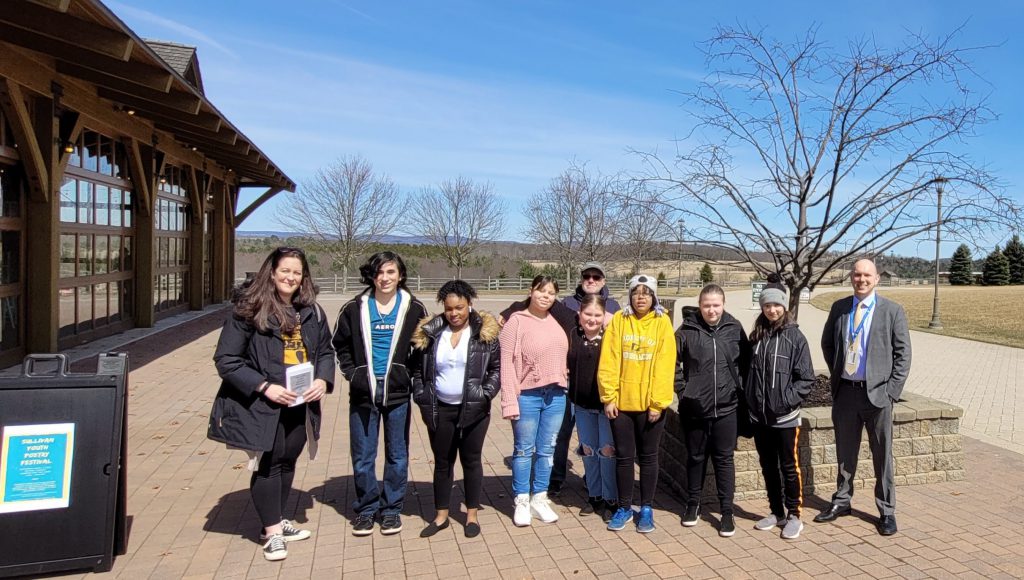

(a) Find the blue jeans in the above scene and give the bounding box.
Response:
[574,405,617,501]
[350,399,411,517]
[511,385,566,496]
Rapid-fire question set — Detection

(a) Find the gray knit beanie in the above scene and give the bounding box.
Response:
[759,287,788,310]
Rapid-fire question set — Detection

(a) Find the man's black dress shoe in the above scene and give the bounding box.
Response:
[877,515,898,536]
[813,504,852,523]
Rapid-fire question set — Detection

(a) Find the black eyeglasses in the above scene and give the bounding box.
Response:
[582,274,604,281]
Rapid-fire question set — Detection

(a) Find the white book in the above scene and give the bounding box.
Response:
[285,362,314,406]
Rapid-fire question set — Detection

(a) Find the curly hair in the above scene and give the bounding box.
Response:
[233,247,317,333]
[437,279,478,303]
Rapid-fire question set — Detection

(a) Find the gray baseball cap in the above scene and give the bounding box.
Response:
[580,262,606,277]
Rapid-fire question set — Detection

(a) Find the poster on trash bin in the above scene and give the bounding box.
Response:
[0,423,75,513]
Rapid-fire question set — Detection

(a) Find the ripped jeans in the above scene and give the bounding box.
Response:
[511,385,566,496]
[574,405,617,501]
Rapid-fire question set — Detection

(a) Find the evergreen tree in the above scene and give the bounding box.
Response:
[700,263,714,284]
[948,244,974,286]
[982,246,1010,286]
[1003,234,1024,285]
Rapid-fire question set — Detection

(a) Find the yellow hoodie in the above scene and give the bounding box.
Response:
[598,309,677,412]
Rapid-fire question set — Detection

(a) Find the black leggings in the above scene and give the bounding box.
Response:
[684,411,736,515]
[753,424,802,518]
[610,410,666,507]
[428,403,490,510]
[251,405,307,528]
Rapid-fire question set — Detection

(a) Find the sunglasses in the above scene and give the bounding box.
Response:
[582,274,604,281]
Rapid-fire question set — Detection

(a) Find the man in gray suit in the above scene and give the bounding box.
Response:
[814,258,911,536]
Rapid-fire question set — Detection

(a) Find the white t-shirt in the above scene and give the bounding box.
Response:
[435,327,469,404]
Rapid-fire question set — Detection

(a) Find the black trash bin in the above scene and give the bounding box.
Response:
[0,353,129,577]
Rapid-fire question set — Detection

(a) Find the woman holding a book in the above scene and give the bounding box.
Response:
[211,247,335,562]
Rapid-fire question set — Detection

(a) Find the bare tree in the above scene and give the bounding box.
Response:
[410,177,507,278]
[637,25,1021,318]
[615,181,675,275]
[525,162,619,286]
[278,155,402,287]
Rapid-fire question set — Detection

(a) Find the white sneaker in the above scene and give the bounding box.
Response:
[781,515,804,539]
[513,494,532,527]
[530,492,559,523]
[753,514,782,531]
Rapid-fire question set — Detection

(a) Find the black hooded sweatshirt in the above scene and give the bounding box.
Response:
[674,306,750,419]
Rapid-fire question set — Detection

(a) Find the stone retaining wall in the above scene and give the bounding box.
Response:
[659,392,965,501]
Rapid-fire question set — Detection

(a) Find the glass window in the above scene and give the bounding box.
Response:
[78,234,92,276]
[78,181,93,224]
[124,191,133,227]
[0,295,19,350]
[94,283,108,326]
[123,236,132,271]
[77,286,93,332]
[0,166,22,218]
[110,188,122,227]
[109,236,121,273]
[95,235,108,275]
[60,178,77,223]
[60,234,76,278]
[123,278,133,319]
[109,281,121,323]
[112,142,124,180]
[95,185,109,226]
[67,133,81,168]
[83,132,98,173]
[99,135,113,176]
[0,230,19,285]
[58,287,76,338]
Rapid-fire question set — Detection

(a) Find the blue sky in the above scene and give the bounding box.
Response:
[111,1,1024,258]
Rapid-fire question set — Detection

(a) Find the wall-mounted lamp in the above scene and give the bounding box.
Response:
[159,174,167,184]
[191,146,198,152]
[114,104,136,115]
[55,138,74,154]
[206,193,215,202]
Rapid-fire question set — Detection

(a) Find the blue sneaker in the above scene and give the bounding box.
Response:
[636,506,655,533]
[607,506,632,531]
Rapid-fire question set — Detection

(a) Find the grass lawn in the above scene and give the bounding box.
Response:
[811,286,1024,349]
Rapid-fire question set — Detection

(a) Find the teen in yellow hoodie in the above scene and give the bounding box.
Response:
[599,275,676,533]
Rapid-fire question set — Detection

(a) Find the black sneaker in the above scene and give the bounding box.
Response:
[262,533,287,561]
[279,519,311,542]
[380,513,403,535]
[352,513,375,536]
[719,514,736,537]
[681,505,700,527]
[580,496,599,516]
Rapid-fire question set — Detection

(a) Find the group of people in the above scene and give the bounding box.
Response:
[211,248,911,561]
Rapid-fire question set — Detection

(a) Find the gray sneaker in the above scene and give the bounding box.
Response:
[754,514,782,531]
[781,515,804,539]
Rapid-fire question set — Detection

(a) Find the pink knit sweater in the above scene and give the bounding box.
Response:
[498,310,569,418]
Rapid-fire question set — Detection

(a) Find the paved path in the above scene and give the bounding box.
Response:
[34,294,1023,579]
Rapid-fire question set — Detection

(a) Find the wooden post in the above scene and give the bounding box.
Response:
[131,142,157,328]
[24,92,59,353]
[210,180,227,303]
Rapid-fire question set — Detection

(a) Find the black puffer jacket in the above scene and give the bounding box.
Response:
[745,323,815,426]
[333,288,428,408]
[210,303,336,452]
[411,310,501,429]
[674,307,750,419]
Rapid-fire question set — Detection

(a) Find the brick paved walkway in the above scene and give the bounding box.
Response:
[33,296,1024,579]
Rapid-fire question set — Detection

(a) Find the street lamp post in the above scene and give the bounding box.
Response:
[676,218,684,293]
[928,177,947,329]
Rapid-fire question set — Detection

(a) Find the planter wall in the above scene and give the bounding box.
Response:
[659,392,965,501]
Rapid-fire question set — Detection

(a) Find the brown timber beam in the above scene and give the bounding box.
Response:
[28,0,71,12]
[0,78,48,201]
[96,86,201,116]
[2,1,134,61]
[123,137,152,216]
[233,186,283,227]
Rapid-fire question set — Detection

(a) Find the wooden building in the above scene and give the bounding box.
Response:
[0,0,295,367]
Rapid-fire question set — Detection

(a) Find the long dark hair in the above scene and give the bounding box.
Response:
[234,247,317,333]
[530,275,560,293]
[749,310,795,343]
[359,251,409,291]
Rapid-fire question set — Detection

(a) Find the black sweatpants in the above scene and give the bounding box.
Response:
[752,424,802,518]
[251,405,308,528]
[610,410,666,507]
[428,402,490,510]
[684,411,736,515]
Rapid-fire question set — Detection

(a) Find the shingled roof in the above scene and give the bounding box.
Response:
[145,39,205,94]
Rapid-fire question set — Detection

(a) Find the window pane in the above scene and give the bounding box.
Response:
[0,230,19,285]
[60,178,77,223]
[94,283,108,326]
[123,236,132,271]
[0,165,22,218]
[94,235,108,275]
[58,287,75,338]
[109,281,121,323]
[0,295,20,350]
[77,286,93,331]
[110,188,122,227]
[112,141,123,180]
[83,132,98,173]
[78,234,92,276]
[60,234,76,278]
[109,236,121,273]
[99,135,112,176]
[124,190,133,227]
[78,181,93,224]
[95,184,109,226]
[153,275,162,308]
[67,133,81,168]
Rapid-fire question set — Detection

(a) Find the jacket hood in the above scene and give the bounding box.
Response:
[412,310,499,349]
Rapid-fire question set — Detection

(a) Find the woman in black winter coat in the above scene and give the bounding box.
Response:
[746,288,814,540]
[412,280,501,538]
[674,284,750,538]
[211,247,335,562]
